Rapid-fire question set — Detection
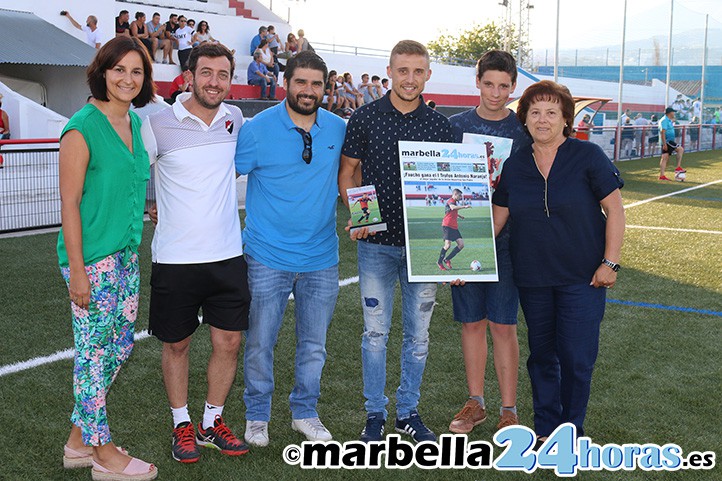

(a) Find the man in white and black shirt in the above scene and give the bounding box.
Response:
[141,43,250,464]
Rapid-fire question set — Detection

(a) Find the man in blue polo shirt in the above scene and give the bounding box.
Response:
[339,40,454,443]
[658,107,685,181]
[235,51,346,447]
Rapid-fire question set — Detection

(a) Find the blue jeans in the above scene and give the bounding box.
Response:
[243,255,339,421]
[518,283,606,438]
[358,241,437,419]
[248,76,276,99]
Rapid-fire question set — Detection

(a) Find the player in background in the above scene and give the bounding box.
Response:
[658,107,686,181]
[437,188,470,270]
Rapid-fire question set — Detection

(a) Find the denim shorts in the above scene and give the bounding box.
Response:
[451,228,519,325]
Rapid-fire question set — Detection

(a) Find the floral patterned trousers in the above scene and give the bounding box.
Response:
[60,248,139,446]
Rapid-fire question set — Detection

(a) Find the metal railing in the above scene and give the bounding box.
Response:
[588,123,720,162]
[1,125,720,232]
[0,139,156,234]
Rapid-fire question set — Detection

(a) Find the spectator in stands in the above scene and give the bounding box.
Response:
[250,26,267,56]
[358,73,373,104]
[147,12,173,64]
[371,75,384,100]
[266,25,282,56]
[131,12,155,60]
[360,73,383,104]
[173,16,194,69]
[247,49,276,100]
[283,32,299,58]
[192,20,218,47]
[648,114,659,156]
[257,39,279,80]
[114,10,130,37]
[0,94,10,140]
[297,29,313,52]
[169,65,192,103]
[633,113,649,153]
[187,19,195,30]
[576,114,594,141]
[324,70,345,111]
[381,78,389,95]
[341,72,363,109]
[58,35,157,480]
[164,13,179,53]
[61,11,103,49]
[266,25,284,71]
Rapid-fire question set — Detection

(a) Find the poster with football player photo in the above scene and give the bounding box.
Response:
[398,140,499,283]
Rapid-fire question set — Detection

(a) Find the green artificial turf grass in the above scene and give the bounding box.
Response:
[1,151,721,479]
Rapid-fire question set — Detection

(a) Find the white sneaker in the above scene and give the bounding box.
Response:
[244,420,269,447]
[291,417,333,441]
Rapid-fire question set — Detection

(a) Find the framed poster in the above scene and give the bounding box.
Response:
[398,141,498,283]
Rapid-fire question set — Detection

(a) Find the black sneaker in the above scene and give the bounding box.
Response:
[360,412,386,442]
[395,410,437,442]
[172,421,201,463]
[196,415,249,456]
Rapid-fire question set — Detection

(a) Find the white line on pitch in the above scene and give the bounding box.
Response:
[0,277,362,378]
[624,179,722,209]
[0,332,152,378]
[626,225,722,235]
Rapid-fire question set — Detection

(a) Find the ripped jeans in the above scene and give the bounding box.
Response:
[357,241,437,419]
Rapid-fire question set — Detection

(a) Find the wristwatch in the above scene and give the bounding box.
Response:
[602,258,621,272]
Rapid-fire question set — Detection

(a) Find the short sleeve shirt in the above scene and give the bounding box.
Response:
[342,92,454,246]
[493,137,619,287]
[115,18,129,35]
[660,116,675,141]
[82,25,103,47]
[57,104,149,267]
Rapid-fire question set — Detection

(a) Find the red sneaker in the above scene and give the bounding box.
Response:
[196,416,249,456]
[437,261,447,271]
[172,421,200,463]
[674,167,686,173]
[444,259,453,270]
[659,175,671,181]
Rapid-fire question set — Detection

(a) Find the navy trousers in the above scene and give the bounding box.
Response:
[518,283,606,437]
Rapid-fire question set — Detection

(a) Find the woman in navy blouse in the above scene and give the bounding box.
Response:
[492,80,625,446]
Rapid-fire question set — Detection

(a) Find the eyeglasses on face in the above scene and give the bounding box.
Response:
[293,127,312,164]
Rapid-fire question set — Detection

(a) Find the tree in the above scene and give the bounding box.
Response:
[427,22,519,66]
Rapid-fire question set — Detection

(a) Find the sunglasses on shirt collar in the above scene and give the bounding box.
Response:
[293,127,312,164]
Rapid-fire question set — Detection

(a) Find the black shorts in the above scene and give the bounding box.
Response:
[665,140,679,152]
[442,226,462,241]
[140,38,154,56]
[149,255,250,343]
[361,207,369,214]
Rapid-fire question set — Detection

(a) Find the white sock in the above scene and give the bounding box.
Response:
[171,404,191,428]
[203,402,224,430]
